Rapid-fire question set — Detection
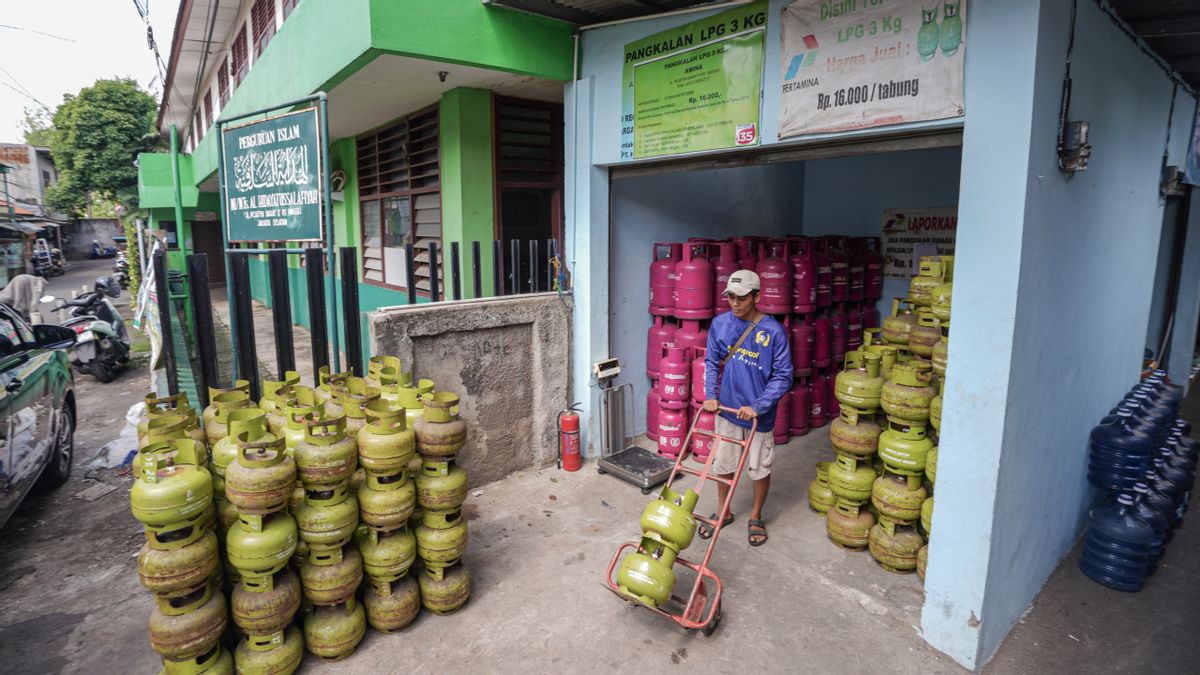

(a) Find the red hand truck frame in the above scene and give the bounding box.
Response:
[602,405,757,636]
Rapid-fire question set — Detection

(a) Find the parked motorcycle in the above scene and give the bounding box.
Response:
[90,241,118,259]
[113,252,130,289]
[41,276,130,382]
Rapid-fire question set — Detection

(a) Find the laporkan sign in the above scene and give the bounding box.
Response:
[881,206,957,278]
[221,108,323,243]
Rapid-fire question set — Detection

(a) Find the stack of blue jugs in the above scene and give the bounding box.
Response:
[1080,370,1198,591]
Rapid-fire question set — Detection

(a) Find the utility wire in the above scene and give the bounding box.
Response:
[0,24,75,42]
[0,82,53,112]
[0,65,52,113]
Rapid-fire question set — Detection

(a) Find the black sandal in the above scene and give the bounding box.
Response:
[748,519,768,547]
[698,512,735,540]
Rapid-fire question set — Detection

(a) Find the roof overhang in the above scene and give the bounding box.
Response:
[1093,1,1199,91]
[481,0,739,25]
[158,0,244,134]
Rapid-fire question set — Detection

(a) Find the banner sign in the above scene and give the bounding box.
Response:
[622,1,767,160]
[779,0,966,138]
[221,108,323,242]
[881,206,957,278]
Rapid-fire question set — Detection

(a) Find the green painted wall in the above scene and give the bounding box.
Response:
[439,88,496,298]
[139,152,199,209]
[369,1,574,81]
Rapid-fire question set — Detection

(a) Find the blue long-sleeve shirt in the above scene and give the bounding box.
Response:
[704,312,793,432]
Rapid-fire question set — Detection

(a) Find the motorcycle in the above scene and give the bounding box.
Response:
[113,253,130,289]
[90,242,118,259]
[41,276,130,383]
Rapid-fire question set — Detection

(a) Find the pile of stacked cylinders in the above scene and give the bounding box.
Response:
[1080,369,1197,591]
[807,255,953,580]
[411,381,473,615]
[646,237,884,456]
[132,391,232,674]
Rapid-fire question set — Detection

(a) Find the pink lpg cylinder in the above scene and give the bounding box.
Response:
[790,238,817,314]
[862,302,881,330]
[830,305,848,360]
[733,238,758,272]
[790,319,814,378]
[691,347,707,406]
[645,315,677,379]
[675,320,709,356]
[789,380,810,437]
[650,242,682,316]
[646,382,661,442]
[691,404,714,461]
[846,306,864,351]
[828,236,850,303]
[712,242,738,313]
[774,390,791,445]
[674,243,715,319]
[812,238,832,308]
[825,369,840,422]
[658,346,691,409]
[657,405,686,458]
[755,241,793,315]
[848,238,866,302]
[813,315,831,369]
[809,372,827,429]
[863,237,883,300]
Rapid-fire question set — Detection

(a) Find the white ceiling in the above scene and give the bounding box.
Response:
[326,53,566,140]
[161,0,243,134]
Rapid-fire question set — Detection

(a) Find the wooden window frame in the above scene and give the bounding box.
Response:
[282,0,299,19]
[357,105,442,298]
[251,0,276,58]
[231,25,249,85]
[217,60,230,107]
[203,91,214,131]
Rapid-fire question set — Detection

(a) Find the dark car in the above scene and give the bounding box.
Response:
[0,303,77,529]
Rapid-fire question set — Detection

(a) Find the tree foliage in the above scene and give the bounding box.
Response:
[20,107,55,147]
[45,79,159,216]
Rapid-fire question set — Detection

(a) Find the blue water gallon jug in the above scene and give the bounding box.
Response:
[1128,483,1169,573]
[1079,494,1154,592]
[1088,410,1157,492]
[1172,418,1192,437]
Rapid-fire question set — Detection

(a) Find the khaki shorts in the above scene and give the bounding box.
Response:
[712,414,773,481]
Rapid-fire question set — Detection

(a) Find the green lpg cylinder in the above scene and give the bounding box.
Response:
[917,4,939,61]
[939,0,962,56]
[835,352,884,410]
[231,567,301,638]
[908,258,945,307]
[416,509,468,568]
[869,519,924,573]
[878,418,935,483]
[909,310,943,358]
[357,400,416,477]
[396,381,428,427]
[827,454,875,505]
[226,512,298,591]
[295,415,359,489]
[294,484,359,560]
[300,545,363,604]
[134,439,208,479]
[357,525,417,585]
[418,562,470,615]
[639,485,699,553]
[159,645,233,675]
[234,625,303,675]
[930,379,944,433]
[139,392,200,440]
[358,472,416,531]
[921,497,934,537]
[881,361,936,423]
[137,529,220,595]
[202,380,250,426]
[132,452,214,550]
[366,355,402,386]
[617,539,675,608]
[932,327,949,378]
[830,406,882,459]
[225,432,295,516]
[259,371,300,435]
[141,412,207,451]
[211,410,267,478]
[826,500,875,551]
[882,299,918,345]
[148,584,228,660]
[416,459,468,511]
[335,377,381,436]
[413,392,467,460]
[931,279,952,323]
[918,544,929,582]
[871,473,927,525]
[280,387,322,453]
[315,366,351,405]
[807,462,836,514]
[364,575,420,633]
[926,445,938,485]
[206,392,253,446]
[304,597,366,661]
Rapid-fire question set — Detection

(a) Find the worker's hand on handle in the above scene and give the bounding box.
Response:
[736,406,757,421]
[702,399,720,413]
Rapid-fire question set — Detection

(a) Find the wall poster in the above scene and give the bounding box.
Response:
[779,0,966,138]
[881,206,957,278]
[621,1,768,160]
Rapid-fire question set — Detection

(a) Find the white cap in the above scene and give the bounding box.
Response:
[724,269,760,296]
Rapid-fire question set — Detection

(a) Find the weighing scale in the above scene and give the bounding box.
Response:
[593,357,675,494]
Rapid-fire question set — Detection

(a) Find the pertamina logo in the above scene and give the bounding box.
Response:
[736,123,757,146]
[784,34,820,80]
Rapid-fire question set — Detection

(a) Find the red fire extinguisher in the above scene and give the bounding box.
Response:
[558,405,582,472]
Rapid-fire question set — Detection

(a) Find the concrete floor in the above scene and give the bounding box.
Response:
[1,280,1197,672]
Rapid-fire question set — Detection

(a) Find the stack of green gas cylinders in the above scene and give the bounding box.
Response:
[808,255,953,581]
[132,392,230,674]
[356,357,421,633]
[412,386,472,615]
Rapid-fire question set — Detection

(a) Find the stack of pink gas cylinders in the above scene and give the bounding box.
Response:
[646,236,884,457]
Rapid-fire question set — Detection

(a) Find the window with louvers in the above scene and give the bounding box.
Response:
[357,106,441,296]
[251,0,276,57]
[217,61,229,106]
[282,0,300,19]
[203,91,213,131]
[231,26,248,85]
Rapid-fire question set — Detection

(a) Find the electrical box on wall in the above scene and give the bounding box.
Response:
[1058,120,1091,173]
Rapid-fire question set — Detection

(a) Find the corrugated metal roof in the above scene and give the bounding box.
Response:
[1109,0,1200,90]
[483,0,733,25]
